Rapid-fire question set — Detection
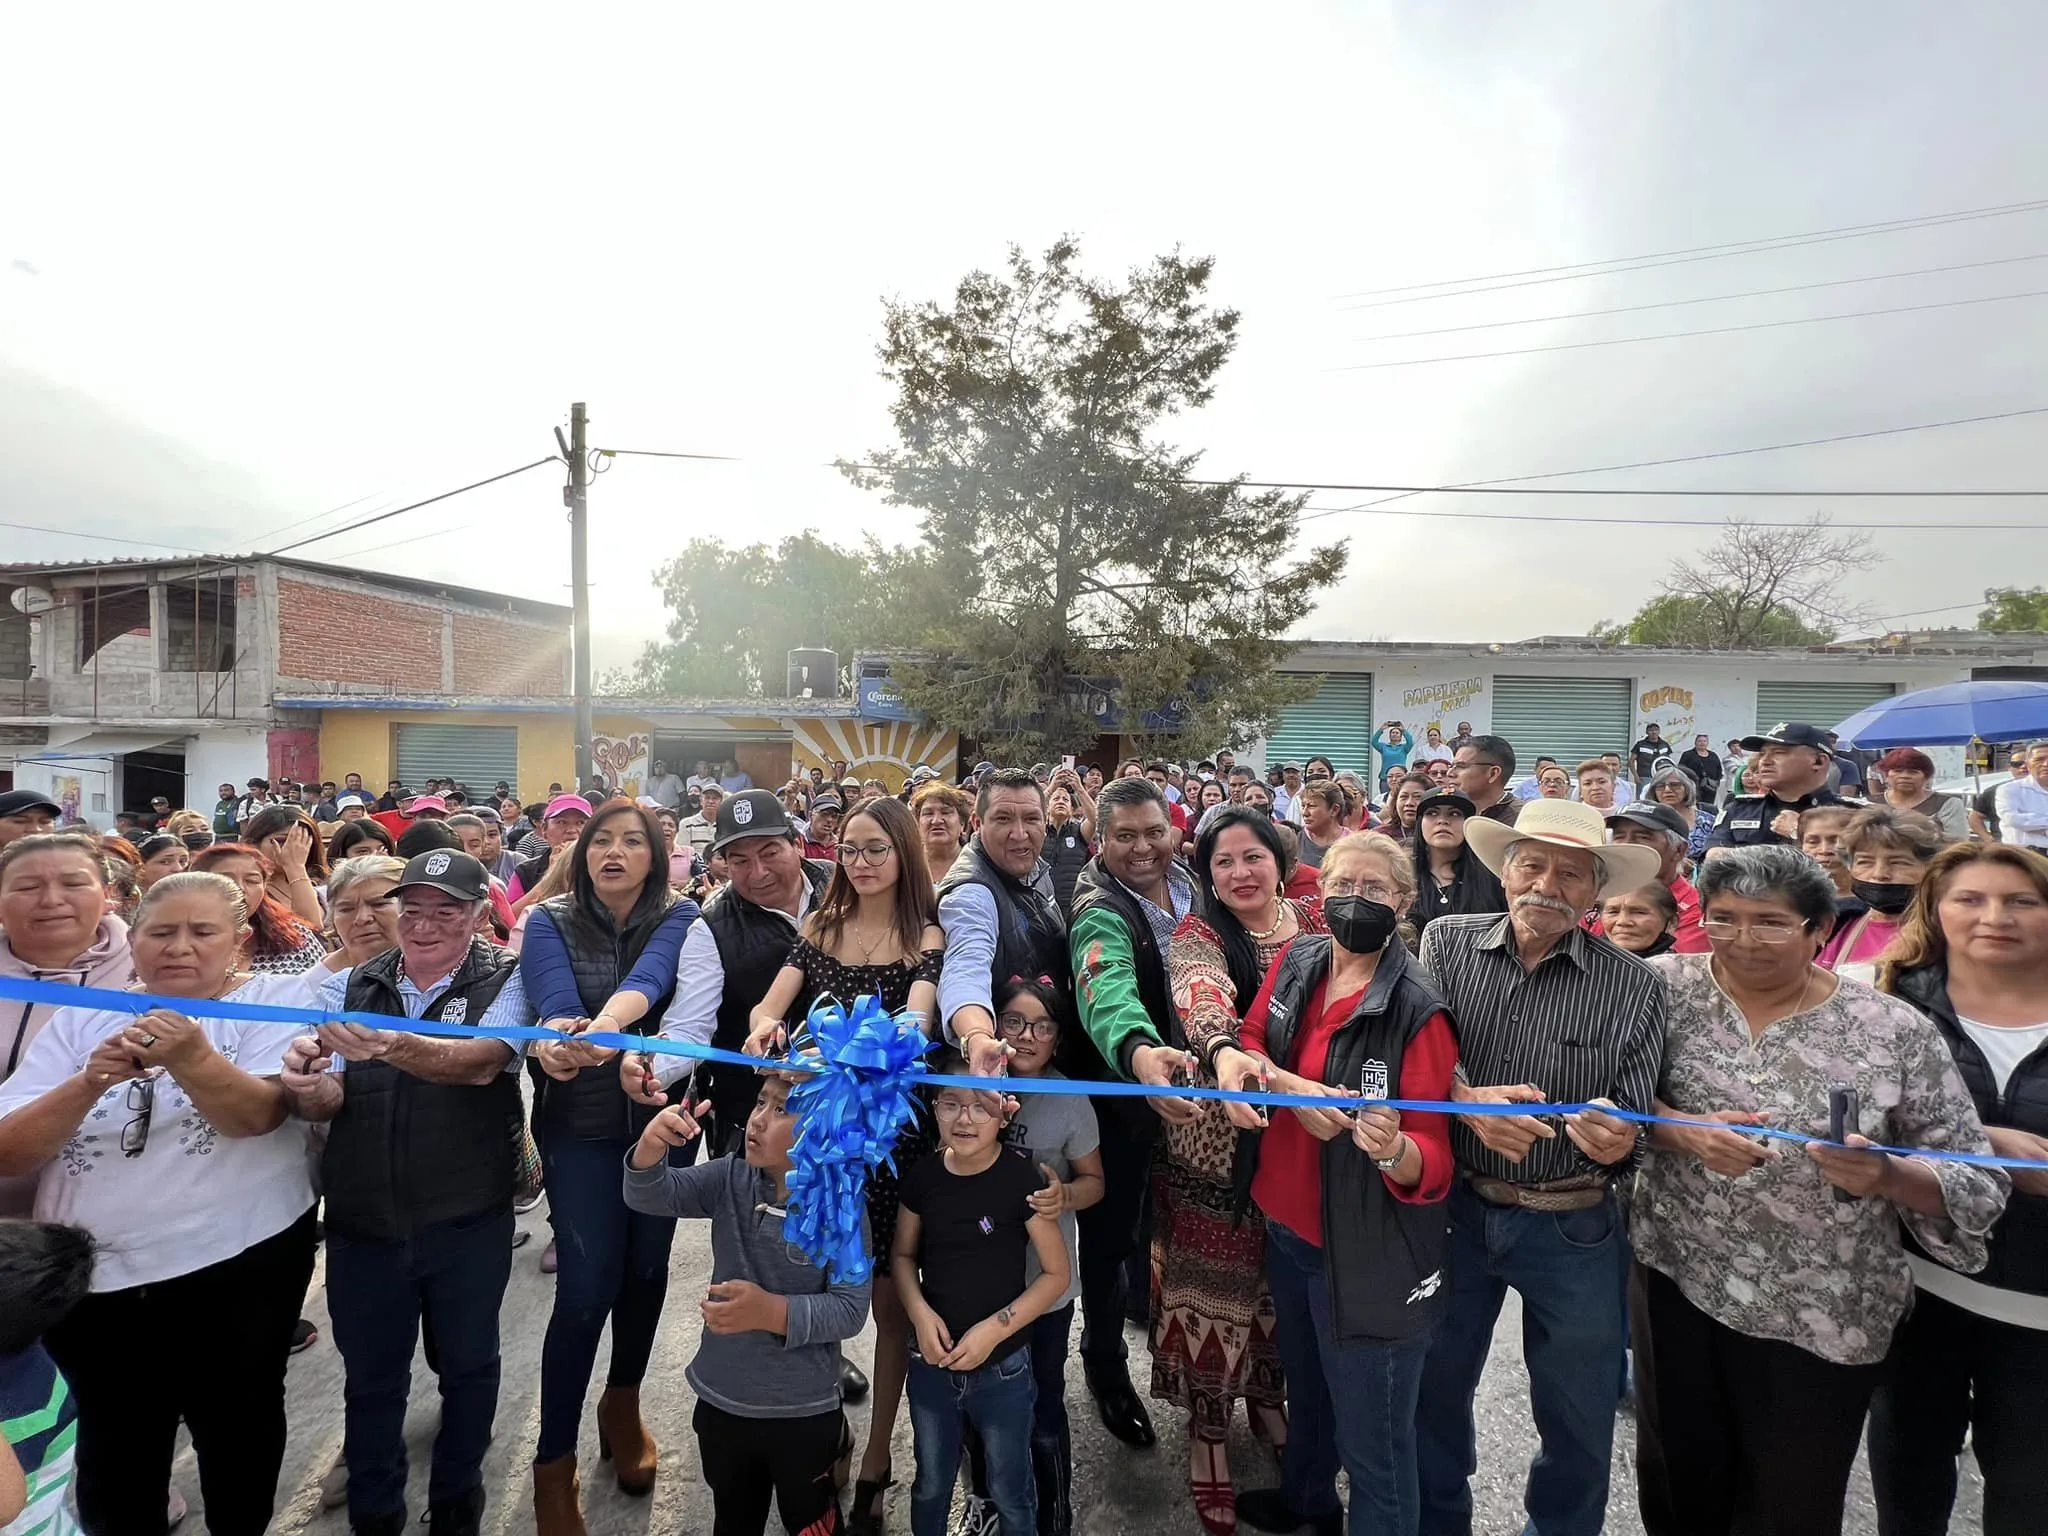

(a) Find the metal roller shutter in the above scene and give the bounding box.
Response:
[394,724,521,791]
[1265,674,1374,775]
[1489,676,1633,769]
[1756,681,1896,734]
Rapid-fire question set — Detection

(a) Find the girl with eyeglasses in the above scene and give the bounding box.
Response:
[0,871,320,1536]
[744,792,945,1536]
[953,976,1105,1536]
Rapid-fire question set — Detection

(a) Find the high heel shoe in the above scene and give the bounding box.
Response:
[845,1468,893,1536]
[1190,1442,1236,1536]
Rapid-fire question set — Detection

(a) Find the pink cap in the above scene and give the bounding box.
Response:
[405,795,449,815]
[544,793,594,821]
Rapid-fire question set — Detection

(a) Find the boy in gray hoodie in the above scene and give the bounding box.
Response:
[623,1074,871,1536]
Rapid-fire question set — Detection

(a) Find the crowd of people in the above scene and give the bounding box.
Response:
[0,714,2043,1536]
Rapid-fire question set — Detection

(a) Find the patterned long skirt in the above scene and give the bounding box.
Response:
[1147,1105,1284,1441]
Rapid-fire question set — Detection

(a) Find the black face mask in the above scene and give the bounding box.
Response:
[1324,894,1400,954]
[1852,879,1915,915]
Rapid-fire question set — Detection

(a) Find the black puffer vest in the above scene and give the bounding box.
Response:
[697,860,832,1139]
[1045,820,1093,917]
[1257,933,1452,1343]
[937,838,1070,1010]
[324,941,523,1242]
[1065,856,1180,1141]
[532,892,687,1143]
[1891,962,2048,1296]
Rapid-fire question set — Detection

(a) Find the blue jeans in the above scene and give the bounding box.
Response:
[1266,1222,1433,1536]
[326,1208,514,1521]
[535,1137,680,1462]
[965,1304,1075,1536]
[1416,1183,1628,1536]
[907,1348,1037,1536]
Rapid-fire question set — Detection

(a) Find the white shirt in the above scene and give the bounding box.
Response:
[1998,777,2048,847]
[654,880,816,1087]
[647,773,686,809]
[1411,743,1453,765]
[0,970,317,1290]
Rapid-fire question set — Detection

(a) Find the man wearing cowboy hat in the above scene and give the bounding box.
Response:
[1413,799,1666,1536]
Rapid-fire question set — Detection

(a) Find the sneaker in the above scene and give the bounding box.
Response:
[167,1487,187,1531]
[512,1191,544,1216]
[951,1494,1000,1536]
[290,1319,319,1355]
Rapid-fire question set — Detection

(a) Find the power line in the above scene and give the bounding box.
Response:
[1359,251,2048,342]
[1336,196,2048,305]
[261,458,562,557]
[1295,403,2048,523]
[1337,286,2048,371]
[1291,504,2045,531]
[0,521,211,554]
[594,447,743,463]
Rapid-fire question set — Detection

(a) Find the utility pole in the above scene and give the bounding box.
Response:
[560,402,595,792]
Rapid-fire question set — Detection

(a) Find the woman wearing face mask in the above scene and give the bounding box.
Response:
[1876,748,1970,842]
[1157,808,1325,1533]
[1819,807,1943,984]
[1210,832,1457,1536]
[1406,790,1506,935]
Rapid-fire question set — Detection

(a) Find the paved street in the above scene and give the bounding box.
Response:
[241,1204,1980,1536]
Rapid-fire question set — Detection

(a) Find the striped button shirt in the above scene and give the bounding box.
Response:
[1417,912,1665,1185]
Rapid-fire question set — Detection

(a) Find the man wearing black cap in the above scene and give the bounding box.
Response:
[282,850,532,1536]
[1604,802,1709,952]
[1706,722,1844,854]
[0,789,60,849]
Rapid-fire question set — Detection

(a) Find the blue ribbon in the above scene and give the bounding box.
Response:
[0,975,2040,1185]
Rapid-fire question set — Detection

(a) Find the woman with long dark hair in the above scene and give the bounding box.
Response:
[1869,842,2048,1535]
[1407,790,1505,935]
[744,792,942,1536]
[192,843,328,974]
[243,804,329,926]
[518,800,702,1533]
[1158,806,1324,1534]
[327,817,398,863]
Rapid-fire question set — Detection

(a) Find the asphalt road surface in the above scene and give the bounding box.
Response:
[238,1204,1980,1536]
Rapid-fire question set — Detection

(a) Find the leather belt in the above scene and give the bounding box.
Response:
[1468,1174,1611,1212]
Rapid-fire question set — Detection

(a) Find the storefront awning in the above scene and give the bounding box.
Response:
[23,730,185,763]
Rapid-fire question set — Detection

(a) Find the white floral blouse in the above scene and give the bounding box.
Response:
[1630,952,2009,1365]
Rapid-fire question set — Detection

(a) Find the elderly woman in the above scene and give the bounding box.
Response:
[1535,764,1574,800]
[1158,808,1323,1533]
[1869,843,2048,1536]
[1630,844,2007,1536]
[1212,832,1457,1536]
[0,832,135,1216]
[1817,806,1943,984]
[1407,790,1505,934]
[323,855,406,971]
[1876,747,1970,841]
[0,870,319,1535]
[1643,765,1715,861]
[911,779,974,891]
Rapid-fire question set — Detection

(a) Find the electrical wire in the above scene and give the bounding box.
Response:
[260,458,562,557]
[1336,196,2048,305]
[0,521,213,554]
[1290,505,2045,531]
[1338,287,2048,370]
[1358,252,2048,342]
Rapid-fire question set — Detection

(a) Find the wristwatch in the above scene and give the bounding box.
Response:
[1373,1135,1409,1172]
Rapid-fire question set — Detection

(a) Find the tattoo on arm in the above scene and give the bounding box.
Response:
[997,1305,1015,1327]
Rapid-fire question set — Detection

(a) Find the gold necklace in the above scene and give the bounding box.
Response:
[848,918,886,964]
[1247,897,1287,943]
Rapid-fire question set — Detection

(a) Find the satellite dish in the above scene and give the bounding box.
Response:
[8,587,54,614]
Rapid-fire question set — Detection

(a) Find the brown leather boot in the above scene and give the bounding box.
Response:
[595,1387,658,1496]
[531,1454,587,1536]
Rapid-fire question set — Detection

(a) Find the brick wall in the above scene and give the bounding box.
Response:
[453,612,569,696]
[278,578,443,690]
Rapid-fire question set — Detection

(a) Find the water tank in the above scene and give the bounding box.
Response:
[786,648,839,699]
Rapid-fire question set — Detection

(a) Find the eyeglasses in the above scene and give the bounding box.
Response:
[934,1098,996,1123]
[996,1012,1057,1041]
[1324,879,1398,903]
[835,841,896,867]
[1702,918,1807,945]
[120,1074,157,1158]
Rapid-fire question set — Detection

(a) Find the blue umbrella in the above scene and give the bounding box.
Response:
[1832,679,2048,748]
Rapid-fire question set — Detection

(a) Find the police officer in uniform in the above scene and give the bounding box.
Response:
[1705,721,1846,853]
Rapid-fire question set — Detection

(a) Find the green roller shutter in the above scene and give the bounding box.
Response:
[1489,676,1633,769]
[1265,673,1373,775]
[1756,680,1896,734]
[394,724,520,791]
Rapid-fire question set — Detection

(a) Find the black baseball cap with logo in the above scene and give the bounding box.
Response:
[1605,802,1692,841]
[1739,722,1831,753]
[711,788,797,853]
[393,849,492,903]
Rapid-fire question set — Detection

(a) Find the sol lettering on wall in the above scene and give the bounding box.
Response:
[592,732,651,797]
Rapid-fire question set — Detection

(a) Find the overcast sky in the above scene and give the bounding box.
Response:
[5,2,2046,669]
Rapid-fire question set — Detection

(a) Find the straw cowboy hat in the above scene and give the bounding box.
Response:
[1464,799,1662,893]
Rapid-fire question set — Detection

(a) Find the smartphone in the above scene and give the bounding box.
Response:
[1827,1082,1860,1203]
[1061,755,1076,771]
